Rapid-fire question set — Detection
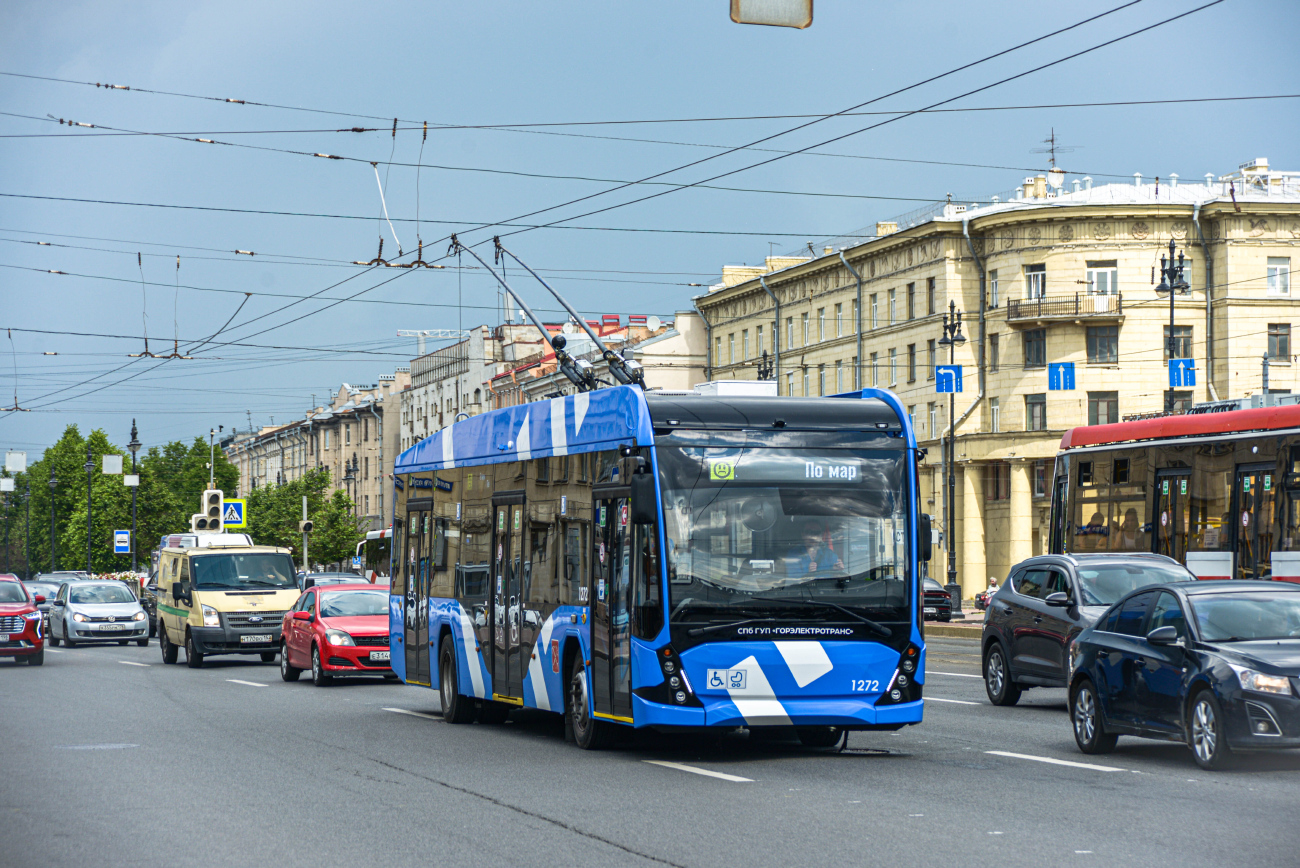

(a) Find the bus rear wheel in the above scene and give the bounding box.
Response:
[797,726,845,749]
[439,636,476,723]
[568,662,612,750]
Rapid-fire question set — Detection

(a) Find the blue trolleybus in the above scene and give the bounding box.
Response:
[389,385,930,748]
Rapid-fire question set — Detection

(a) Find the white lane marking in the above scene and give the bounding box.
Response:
[119,660,150,667]
[226,679,267,688]
[928,670,982,678]
[926,697,978,705]
[55,743,138,750]
[985,751,1124,772]
[383,707,443,722]
[45,648,64,653]
[643,760,754,782]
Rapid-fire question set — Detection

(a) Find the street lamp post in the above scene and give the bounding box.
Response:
[84,444,94,575]
[24,481,31,579]
[343,458,357,518]
[128,420,141,574]
[1155,238,1191,412]
[937,300,966,612]
[48,466,57,572]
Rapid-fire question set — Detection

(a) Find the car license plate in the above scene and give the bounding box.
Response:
[369,651,390,662]
[0,634,8,642]
[239,634,271,644]
[100,623,126,631]
[923,607,937,614]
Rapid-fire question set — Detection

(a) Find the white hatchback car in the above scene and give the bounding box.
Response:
[48,580,149,648]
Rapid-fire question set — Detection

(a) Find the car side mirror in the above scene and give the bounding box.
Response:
[52,599,64,607]
[292,611,312,621]
[303,578,316,590]
[918,514,932,561]
[1044,592,1072,608]
[630,473,657,525]
[1146,625,1179,646]
[34,595,45,604]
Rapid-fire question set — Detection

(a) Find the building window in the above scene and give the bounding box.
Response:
[324,430,330,449]
[1168,390,1194,413]
[928,402,937,438]
[345,424,351,445]
[990,397,1000,433]
[985,462,1012,501]
[989,269,999,308]
[813,364,823,396]
[1025,394,1047,431]
[1086,260,1118,295]
[870,294,878,330]
[715,336,722,366]
[989,332,1000,372]
[1088,391,1118,426]
[1032,460,1049,497]
[728,333,735,365]
[1023,328,1046,368]
[1086,326,1119,363]
[817,308,826,342]
[870,352,878,387]
[803,367,810,397]
[907,405,916,430]
[1268,257,1291,296]
[786,371,794,396]
[927,277,936,316]
[742,329,750,361]
[1269,323,1291,360]
[835,303,843,337]
[1162,325,1193,361]
[852,356,859,388]
[851,299,859,334]
[1025,264,1046,300]
[801,313,810,347]
[889,348,898,386]
[364,494,370,513]
[787,317,794,349]
[927,339,936,379]
[907,344,917,383]
[888,289,897,324]
[907,283,916,320]
[756,325,764,357]
[835,359,843,393]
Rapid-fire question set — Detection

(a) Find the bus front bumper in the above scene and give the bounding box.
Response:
[633,694,923,729]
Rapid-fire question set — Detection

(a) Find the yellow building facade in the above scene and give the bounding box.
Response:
[695,160,1300,599]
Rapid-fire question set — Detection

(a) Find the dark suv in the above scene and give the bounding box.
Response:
[981,553,1195,705]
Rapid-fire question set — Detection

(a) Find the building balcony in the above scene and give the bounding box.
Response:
[1006,292,1123,326]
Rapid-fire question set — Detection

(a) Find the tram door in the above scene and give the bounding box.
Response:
[1234,466,1276,580]
[1154,471,1191,561]
[590,489,633,721]
[404,504,432,685]
[490,496,525,702]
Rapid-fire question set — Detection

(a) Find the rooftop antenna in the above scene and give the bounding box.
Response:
[448,236,597,392]
[1032,127,1077,169]
[493,238,646,389]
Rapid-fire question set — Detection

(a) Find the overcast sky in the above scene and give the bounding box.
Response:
[2,0,1296,457]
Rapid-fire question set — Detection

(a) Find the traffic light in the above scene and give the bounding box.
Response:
[203,489,224,528]
[191,512,218,532]
[299,520,314,533]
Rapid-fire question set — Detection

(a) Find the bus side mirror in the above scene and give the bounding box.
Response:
[630,473,657,525]
[918,514,932,561]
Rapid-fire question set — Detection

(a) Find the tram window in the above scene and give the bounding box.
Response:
[1079,461,1093,485]
[1190,468,1231,551]
[1114,458,1130,484]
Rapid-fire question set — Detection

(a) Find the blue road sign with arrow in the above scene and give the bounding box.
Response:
[936,365,962,394]
[1169,358,1196,389]
[1048,362,1075,391]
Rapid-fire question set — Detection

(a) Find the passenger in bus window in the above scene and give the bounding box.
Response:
[1077,512,1108,551]
[1110,508,1145,551]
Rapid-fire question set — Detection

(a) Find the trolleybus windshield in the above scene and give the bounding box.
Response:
[657,444,911,627]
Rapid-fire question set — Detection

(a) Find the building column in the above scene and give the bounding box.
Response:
[1008,459,1033,569]
[961,462,985,603]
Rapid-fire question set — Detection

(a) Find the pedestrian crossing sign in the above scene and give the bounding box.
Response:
[222,499,246,528]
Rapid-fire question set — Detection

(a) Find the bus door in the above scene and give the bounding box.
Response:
[404,502,432,685]
[1233,465,1275,579]
[1154,471,1191,561]
[490,495,525,702]
[591,488,633,722]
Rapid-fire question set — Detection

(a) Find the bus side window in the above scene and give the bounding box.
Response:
[391,519,406,596]
[632,523,662,639]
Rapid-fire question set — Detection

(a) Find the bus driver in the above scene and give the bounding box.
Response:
[787,520,845,578]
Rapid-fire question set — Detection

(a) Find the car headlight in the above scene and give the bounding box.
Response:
[325,629,355,646]
[132,611,146,622]
[201,604,220,627]
[72,612,88,622]
[23,612,41,621]
[1228,663,1293,696]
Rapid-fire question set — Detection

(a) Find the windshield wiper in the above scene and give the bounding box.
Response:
[753,596,892,638]
[686,618,773,637]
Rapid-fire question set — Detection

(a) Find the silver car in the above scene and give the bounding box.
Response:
[48,581,149,648]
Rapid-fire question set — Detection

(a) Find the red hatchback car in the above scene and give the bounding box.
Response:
[279,583,393,686]
[0,575,46,665]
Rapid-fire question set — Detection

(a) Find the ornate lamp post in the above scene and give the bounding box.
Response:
[1155,238,1191,412]
[937,300,966,610]
[128,420,141,573]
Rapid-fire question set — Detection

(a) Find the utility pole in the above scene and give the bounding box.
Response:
[937,300,966,611]
[84,443,94,575]
[24,481,31,579]
[128,420,141,573]
[48,465,57,572]
[1155,238,1190,412]
[302,495,309,572]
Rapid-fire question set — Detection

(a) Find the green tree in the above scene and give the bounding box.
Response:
[245,468,363,567]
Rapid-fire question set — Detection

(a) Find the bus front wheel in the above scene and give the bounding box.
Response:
[568,662,612,750]
[439,636,475,723]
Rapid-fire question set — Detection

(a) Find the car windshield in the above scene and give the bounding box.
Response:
[70,584,135,604]
[1075,563,1193,606]
[0,583,27,603]
[658,443,911,624]
[319,590,388,617]
[24,583,58,598]
[192,554,297,590]
[1190,593,1300,642]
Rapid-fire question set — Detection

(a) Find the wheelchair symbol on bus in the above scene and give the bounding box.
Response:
[707,668,746,690]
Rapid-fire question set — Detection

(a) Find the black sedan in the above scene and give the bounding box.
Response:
[1069,581,1300,770]
[922,577,951,622]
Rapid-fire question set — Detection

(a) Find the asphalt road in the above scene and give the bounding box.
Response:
[3,636,1297,868]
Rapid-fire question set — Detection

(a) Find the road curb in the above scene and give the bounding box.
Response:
[924,623,983,639]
